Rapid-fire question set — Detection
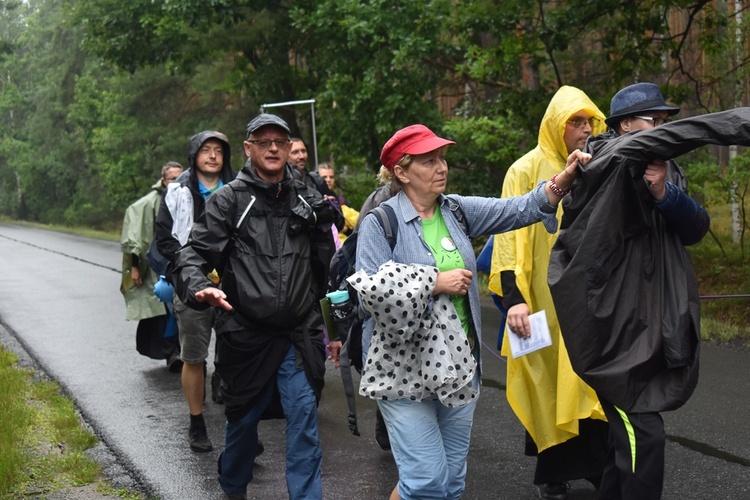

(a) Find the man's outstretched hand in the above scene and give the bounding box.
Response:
[195,287,233,311]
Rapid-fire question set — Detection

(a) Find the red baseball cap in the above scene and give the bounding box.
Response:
[380,124,456,171]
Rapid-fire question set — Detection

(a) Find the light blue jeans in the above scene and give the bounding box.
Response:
[218,345,322,499]
[377,374,479,500]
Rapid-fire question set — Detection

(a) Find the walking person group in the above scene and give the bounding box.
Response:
[120,82,750,499]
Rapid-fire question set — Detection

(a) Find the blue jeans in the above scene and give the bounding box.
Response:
[218,345,322,499]
[377,374,479,500]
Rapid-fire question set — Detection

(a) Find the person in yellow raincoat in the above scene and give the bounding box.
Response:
[489,85,609,500]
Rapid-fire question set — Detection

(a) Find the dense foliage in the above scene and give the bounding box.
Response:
[0,0,748,224]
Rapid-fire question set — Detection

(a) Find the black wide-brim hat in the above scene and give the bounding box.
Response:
[605,82,680,128]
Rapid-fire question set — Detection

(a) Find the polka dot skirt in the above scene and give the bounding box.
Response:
[348,261,477,407]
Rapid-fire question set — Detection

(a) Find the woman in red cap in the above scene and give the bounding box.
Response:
[347,124,589,499]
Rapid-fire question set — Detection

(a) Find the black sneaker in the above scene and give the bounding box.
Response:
[537,482,569,500]
[374,407,391,451]
[223,493,246,500]
[211,371,223,404]
[167,353,183,373]
[188,424,213,452]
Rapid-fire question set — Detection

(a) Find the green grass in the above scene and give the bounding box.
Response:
[0,215,120,242]
[688,202,750,348]
[0,346,144,499]
[0,348,33,492]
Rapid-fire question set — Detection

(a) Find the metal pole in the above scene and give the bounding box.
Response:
[260,99,316,108]
[310,101,318,170]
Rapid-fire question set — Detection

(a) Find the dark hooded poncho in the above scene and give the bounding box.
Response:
[548,108,750,413]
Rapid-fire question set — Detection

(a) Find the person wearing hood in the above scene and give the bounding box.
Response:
[489,86,610,500]
[154,130,236,453]
[120,161,183,369]
[173,114,339,500]
[547,83,718,500]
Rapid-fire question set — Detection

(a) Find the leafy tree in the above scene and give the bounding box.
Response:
[1,0,747,230]
[0,0,91,223]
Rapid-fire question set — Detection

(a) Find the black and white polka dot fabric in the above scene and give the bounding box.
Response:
[347,261,477,407]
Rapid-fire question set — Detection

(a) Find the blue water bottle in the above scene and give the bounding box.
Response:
[153,275,175,303]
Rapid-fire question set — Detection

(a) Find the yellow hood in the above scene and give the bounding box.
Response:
[539,85,607,166]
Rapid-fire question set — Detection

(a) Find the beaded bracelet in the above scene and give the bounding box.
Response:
[549,174,570,197]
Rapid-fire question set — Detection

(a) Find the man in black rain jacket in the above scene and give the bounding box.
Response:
[154,130,236,453]
[549,84,750,499]
[174,113,338,499]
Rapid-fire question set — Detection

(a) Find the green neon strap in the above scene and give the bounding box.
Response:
[615,406,637,473]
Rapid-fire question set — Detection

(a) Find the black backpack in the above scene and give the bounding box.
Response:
[329,198,469,436]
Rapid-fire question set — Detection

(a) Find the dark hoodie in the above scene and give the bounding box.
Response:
[154,131,235,282]
[173,158,337,421]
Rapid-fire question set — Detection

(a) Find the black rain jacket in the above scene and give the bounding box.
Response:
[174,159,337,421]
[548,108,750,412]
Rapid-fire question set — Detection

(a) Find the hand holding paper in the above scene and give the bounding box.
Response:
[507,310,552,358]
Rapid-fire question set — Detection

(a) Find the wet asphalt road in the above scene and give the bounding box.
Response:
[0,222,748,499]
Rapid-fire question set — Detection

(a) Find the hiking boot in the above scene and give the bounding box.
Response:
[188,424,213,452]
[223,493,246,500]
[166,352,183,373]
[374,407,391,451]
[537,482,569,500]
[211,371,223,404]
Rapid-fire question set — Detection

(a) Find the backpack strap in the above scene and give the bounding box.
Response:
[337,203,398,438]
[370,205,399,250]
[446,197,471,239]
[217,184,256,278]
[338,336,360,436]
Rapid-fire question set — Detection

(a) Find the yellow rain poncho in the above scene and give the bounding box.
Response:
[489,86,607,452]
[339,204,360,244]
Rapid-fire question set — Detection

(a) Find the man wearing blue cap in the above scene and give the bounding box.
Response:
[174,113,339,499]
[549,85,750,499]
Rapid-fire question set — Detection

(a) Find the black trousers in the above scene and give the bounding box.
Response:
[525,418,609,485]
[598,398,665,500]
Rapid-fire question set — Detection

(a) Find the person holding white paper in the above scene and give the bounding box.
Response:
[490,86,610,500]
[507,310,552,358]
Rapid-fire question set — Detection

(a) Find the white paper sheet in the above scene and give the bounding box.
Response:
[506,310,552,358]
